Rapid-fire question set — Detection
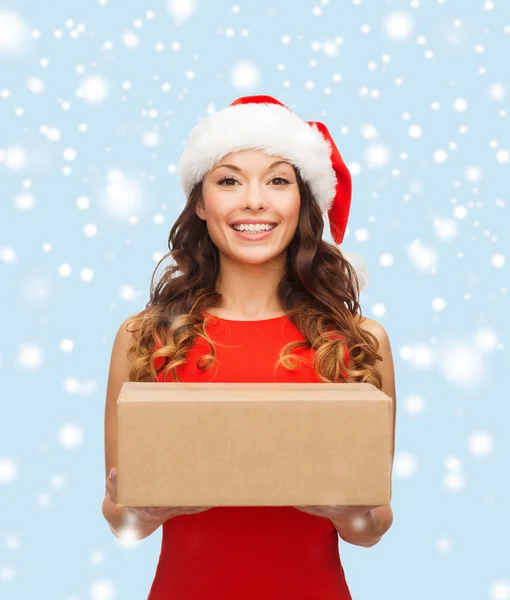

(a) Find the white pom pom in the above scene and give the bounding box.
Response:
[340,249,369,292]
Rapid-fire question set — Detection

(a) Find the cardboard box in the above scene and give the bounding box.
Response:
[116,382,394,507]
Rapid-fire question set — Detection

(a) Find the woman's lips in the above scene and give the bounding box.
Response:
[229,224,278,241]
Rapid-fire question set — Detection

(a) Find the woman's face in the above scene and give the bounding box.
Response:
[196,149,301,266]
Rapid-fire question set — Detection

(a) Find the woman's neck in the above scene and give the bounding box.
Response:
[213,254,286,319]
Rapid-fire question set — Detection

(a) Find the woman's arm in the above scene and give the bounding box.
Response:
[102,317,168,541]
[355,315,397,464]
[336,317,397,548]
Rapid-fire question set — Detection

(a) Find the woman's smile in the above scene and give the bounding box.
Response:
[229,223,280,241]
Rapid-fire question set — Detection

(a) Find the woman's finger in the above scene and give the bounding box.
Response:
[105,476,117,504]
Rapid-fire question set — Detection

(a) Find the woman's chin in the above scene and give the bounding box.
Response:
[222,248,287,266]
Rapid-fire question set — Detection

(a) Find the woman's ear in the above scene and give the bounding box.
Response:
[195,195,206,220]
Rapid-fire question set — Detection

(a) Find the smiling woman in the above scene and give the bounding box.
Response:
[103,94,395,600]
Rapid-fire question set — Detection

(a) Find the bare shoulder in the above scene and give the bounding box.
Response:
[121,313,139,337]
[353,313,388,340]
[352,314,393,377]
[115,314,142,351]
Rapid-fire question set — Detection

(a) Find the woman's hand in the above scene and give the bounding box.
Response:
[294,504,381,525]
[106,467,213,524]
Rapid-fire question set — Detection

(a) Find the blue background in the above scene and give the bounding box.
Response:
[1,0,509,598]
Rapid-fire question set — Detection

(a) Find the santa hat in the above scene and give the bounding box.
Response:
[178,95,368,291]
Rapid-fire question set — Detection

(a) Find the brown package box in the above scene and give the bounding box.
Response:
[116,382,394,507]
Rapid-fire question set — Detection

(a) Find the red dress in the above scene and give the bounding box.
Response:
[147,312,352,600]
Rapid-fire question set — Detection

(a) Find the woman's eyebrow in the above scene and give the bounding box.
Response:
[212,160,291,173]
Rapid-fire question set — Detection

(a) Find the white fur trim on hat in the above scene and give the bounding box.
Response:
[178,102,337,212]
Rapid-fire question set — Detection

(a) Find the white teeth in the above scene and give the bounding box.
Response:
[232,223,276,232]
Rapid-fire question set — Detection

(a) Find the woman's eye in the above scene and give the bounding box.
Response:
[270,177,291,185]
[218,177,238,186]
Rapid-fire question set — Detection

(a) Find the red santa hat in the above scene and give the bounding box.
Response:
[178,94,368,290]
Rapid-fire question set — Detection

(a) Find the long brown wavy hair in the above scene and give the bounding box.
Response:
[125,165,382,388]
